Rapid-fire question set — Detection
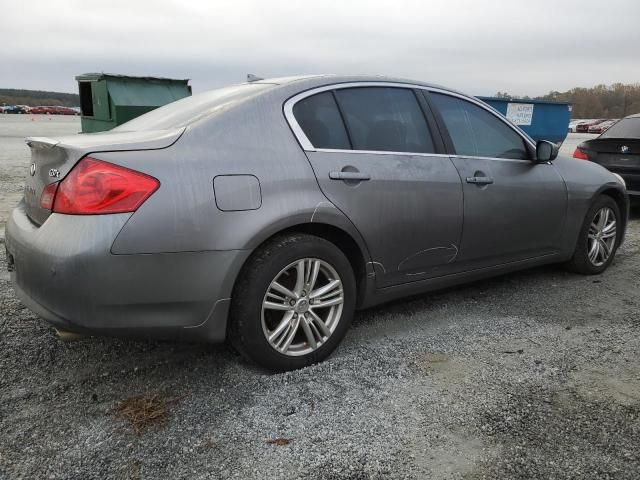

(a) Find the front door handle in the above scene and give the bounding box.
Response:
[329,171,371,181]
[466,176,494,185]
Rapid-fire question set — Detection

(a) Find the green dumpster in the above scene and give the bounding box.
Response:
[75,73,191,133]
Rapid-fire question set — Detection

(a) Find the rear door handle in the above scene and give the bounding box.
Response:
[466,176,494,185]
[329,171,371,181]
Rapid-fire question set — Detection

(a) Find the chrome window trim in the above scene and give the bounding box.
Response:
[283,81,536,157]
[312,148,531,164]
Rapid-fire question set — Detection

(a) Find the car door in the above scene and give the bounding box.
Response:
[285,85,463,287]
[426,91,567,270]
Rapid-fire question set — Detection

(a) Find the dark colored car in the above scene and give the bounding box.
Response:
[6,75,629,371]
[574,114,640,195]
[4,105,30,114]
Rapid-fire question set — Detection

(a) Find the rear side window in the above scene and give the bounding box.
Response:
[293,92,351,149]
[601,118,640,139]
[334,87,435,153]
[430,93,529,159]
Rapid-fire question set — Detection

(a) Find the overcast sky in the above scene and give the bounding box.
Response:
[2,0,639,97]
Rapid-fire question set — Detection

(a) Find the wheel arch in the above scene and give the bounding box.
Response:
[232,221,373,313]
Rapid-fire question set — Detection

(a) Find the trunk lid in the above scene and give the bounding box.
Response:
[583,138,640,170]
[23,127,184,225]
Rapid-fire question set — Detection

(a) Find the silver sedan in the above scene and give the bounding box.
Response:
[5,75,628,371]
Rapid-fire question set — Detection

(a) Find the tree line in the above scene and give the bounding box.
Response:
[0,89,79,107]
[3,83,640,119]
[495,83,640,119]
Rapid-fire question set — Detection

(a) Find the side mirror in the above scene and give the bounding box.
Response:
[536,140,559,162]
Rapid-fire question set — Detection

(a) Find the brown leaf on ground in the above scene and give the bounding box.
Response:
[114,393,179,435]
[267,438,292,446]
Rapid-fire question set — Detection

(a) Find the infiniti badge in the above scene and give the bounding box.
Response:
[621,145,629,153]
[29,163,36,176]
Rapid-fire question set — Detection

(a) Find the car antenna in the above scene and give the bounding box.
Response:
[247,74,264,82]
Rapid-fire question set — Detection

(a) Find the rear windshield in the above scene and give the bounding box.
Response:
[600,118,640,139]
[113,83,274,131]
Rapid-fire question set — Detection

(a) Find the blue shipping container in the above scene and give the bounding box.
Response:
[476,97,572,145]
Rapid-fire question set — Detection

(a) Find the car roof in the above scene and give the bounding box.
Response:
[252,74,463,96]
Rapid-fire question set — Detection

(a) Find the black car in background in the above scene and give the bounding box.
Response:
[574,114,640,196]
[2,105,30,114]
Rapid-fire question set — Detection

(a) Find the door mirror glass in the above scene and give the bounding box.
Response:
[536,140,559,162]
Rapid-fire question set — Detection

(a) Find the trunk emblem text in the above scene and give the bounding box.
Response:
[49,169,61,178]
[29,163,36,176]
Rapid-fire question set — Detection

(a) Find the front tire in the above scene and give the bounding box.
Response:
[229,233,356,371]
[565,195,621,275]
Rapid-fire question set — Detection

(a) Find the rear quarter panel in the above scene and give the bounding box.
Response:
[100,89,368,256]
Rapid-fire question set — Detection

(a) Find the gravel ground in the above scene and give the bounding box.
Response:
[1,117,639,479]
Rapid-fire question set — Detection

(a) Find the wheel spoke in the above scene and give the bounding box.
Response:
[299,316,318,349]
[308,260,321,292]
[308,320,323,342]
[603,220,616,234]
[279,315,300,352]
[317,288,342,301]
[270,281,297,300]
[308,310,331,337]
[264,300,292,311]
[596,209,608,230]
[588,240,600,263]
[309,279,341,299]
[311,296,344,309]
[599,238,611,258]
[269,311,295,342]
[266,291,286,302]
[294,260,306,295]
[602,227,616,239]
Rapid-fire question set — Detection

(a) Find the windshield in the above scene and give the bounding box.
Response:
[113,83,275,131]
[600,118,640,139]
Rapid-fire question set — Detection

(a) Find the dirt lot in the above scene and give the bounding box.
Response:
[1,116,639,479]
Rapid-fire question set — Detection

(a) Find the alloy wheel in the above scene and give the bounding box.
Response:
[261,258,344,356]
[587,206,617,267]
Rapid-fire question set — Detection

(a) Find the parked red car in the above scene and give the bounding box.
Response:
[588,119,618,134]
[29,106,78,115]
[576,119,605,133]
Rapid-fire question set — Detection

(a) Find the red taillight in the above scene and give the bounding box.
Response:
[573,148,589,160]
[39,182,59,210]
[52,157,160,214]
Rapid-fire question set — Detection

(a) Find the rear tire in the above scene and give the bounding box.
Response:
[229,233,356,372]
[565,195,621,275]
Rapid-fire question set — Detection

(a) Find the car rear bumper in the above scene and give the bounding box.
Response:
[5,201,249,342]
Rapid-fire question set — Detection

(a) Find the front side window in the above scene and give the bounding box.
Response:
[430,93,529,159]
[292,92,351,149]
[334,87,435,153]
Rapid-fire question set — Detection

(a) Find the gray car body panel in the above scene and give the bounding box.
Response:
[5,74,628,342]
